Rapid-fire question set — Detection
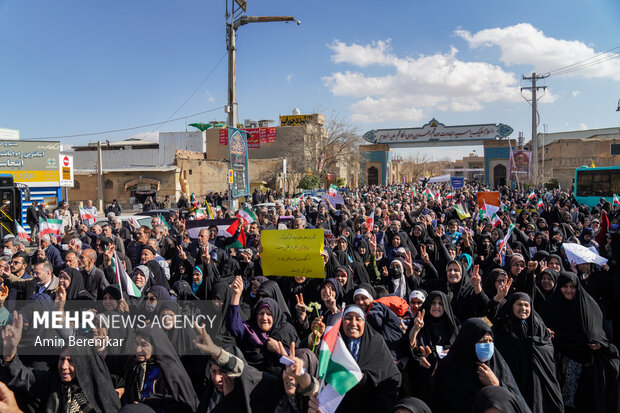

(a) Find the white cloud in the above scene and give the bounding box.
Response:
[286,74,295,82]
[572,90,580,98]
[456,23,620,81]
[578,123,588,130]
[323,40,522,122]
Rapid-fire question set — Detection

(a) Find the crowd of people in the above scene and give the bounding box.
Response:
[0,181,618,413]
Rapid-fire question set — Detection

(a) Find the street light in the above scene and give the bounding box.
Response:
[226,11,300,128]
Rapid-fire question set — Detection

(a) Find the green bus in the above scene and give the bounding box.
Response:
[573,166,620,207]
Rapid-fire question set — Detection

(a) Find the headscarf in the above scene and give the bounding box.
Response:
[126,326,199,411]
[192,266,204,296]
[431,318,530,413]
[335,309,402,412]
[63,343,122,413]
[59,267,85,302]
[472,385,529,413]
[418,291,459,350]
[391,397,432,413]
[257,280,292,320]
[495,292,564,413]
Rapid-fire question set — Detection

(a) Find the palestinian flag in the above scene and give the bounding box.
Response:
[79,206,95,222]
[317,314,363,413]
[16,222,30,242]
[454,203,470,220]
[484,202,500,221]
[113,251,141,298]
[365,212,374,232]
[39,218,63,237]
[423,187,433,200]
[411,187,417,198]
[237,207,257,226]
[613,194,620,206]
[185,218,237,239]
[328,184,338,197]
[225,219,246,248]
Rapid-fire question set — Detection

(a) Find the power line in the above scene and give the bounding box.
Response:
[549,53,619,78]
[148,51,227,135]
[26,106,226,140]
[544,45,620,77]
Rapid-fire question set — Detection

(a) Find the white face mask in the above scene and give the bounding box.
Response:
[3,248,12,257]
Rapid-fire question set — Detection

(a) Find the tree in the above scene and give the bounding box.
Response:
[298,174,321,189]
[396,154,450,183]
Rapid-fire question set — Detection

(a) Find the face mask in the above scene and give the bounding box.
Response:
[61,244,69,251]
[145,302,156,313]
[610,224,619,231]
[475,342,494,362]
[3,248,12,256]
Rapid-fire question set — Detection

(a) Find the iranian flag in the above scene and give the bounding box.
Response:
[528,190,536,201]
[477,207,486,223]
[365,212,374,232]
[16,222,30,242]
[434,191,442,203]
[490,213,502,228]
[194,208,206,219]
[79,206,95,221]
[498,224,516,265]
[446,191,454,199]
[328,184,338,197]
[317,314,363,413]
[411,187,417,198]
[536,198,544,210]
[613,194,620,206]
[237,207,257,226]
[113,251,141,298]
[39,218,63,237]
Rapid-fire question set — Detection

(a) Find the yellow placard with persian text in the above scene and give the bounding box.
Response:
[261,229,325,278]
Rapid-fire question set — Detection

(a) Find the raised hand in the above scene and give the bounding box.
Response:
[412,309,425,332]
[527,260,538,273]
[230,276,244,305]
[419,345,432,369]
[0,381,21,413]
[420,245,430,263]
[539,260,548,273]
[494,277,513,303]
[311,316,325,339]
[470,264,482,294]
[177,245,187,261]
[193,322,220,357]
[54,285,66,311]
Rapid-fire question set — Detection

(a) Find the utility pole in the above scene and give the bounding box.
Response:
[225,0,299,207]
[96,141,103,213]
[521,72,548,185]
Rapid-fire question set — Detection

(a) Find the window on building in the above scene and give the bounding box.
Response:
[104,179,114,189]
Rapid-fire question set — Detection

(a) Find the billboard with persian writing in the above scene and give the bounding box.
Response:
[0,140,60,187]
[363,118,513,147]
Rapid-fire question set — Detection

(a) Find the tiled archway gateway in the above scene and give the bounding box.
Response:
[363,119,513,185]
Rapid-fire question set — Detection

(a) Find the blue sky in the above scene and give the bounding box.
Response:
[1,0,619,161]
